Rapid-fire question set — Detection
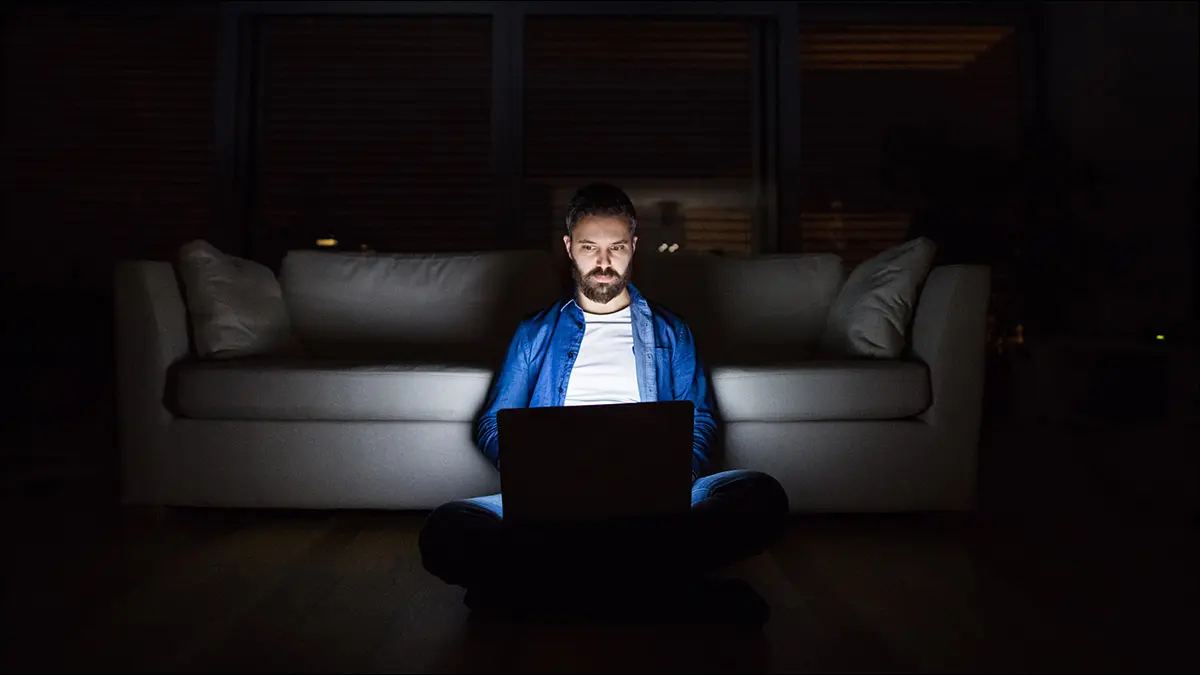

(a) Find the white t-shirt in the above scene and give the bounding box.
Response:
[564,305,641,406]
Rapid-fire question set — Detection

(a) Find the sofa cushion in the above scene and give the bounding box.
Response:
[820,236,937,359]
[280,249,561,361]
[711,360,930,422]
[172,358,495,422]
[634,251,845,364]
[176,239,300,359]
[172,358,928,424]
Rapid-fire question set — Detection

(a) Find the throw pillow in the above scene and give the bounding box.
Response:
[819,236,937,359]
[177,239,300,359]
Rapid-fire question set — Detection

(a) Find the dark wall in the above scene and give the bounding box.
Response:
[1041,1,1199,334]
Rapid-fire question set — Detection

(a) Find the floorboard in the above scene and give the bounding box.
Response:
[4,503,1196,674]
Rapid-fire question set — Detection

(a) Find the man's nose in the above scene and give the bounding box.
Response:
[597,250,611,266]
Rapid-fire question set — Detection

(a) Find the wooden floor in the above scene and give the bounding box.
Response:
[3,498,1196,674]
[3,417,1198,673]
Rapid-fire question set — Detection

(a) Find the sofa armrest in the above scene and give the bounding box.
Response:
[115,260,191,504]
[911,265,992,440]
[114,260,190,428]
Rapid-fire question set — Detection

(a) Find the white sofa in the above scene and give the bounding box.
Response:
[114,248,991,513]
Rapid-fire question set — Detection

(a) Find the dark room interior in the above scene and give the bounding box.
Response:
[2,1,1197,672]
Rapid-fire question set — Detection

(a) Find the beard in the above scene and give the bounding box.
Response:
[571,260,632,305]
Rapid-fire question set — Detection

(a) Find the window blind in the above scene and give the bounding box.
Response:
[255,16,493,258]
[797,24,1021,266]
[3,10,217,280]
[522,17,756,254]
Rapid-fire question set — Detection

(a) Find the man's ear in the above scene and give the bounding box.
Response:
[631,235,637,253]
[563,234,572,258]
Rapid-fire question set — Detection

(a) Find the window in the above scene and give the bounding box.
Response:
[254,16,493,258]
[3,10,217,279]
[796,23,1022,266]
[522,17,757,254]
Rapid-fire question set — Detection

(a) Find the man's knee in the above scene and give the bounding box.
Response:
[418,500,503,586]
[734,471,789,540]
[750,471,790,519]
[701,470,790,550]
[705,470,789,515]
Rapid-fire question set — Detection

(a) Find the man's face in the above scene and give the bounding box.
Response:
[563,215,637,306]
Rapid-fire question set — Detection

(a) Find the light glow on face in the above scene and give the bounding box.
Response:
[564,215,638,306]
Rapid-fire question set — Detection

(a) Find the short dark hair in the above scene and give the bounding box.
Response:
[565,182,637,236]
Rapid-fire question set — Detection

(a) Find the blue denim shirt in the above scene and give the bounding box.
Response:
[476,282,717,479]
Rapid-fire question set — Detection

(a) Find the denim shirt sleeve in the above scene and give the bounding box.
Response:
[672,322,717,478]
[475,322,535,470]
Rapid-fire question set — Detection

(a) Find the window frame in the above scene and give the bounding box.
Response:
[206,1,1034,259]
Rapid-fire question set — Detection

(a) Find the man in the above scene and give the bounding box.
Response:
[419,183,789,618]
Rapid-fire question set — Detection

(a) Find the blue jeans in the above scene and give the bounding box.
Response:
[419,469,789,590]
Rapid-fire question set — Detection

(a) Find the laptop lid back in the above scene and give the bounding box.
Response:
[497,401,694,525]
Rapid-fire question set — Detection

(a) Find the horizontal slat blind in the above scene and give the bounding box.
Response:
[256,16,493,257]
[684,208,755,253]
[799,211,911,266]
[523,17,755,254]
[957,28,1022,146]
[3,10,217,280]
[797,24,1021,266]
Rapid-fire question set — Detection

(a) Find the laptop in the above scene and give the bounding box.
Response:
[497,400,695,526]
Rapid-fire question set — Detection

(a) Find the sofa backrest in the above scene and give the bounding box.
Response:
[279,247,844,365]
[280,249,560,363]
[632,251,845,364]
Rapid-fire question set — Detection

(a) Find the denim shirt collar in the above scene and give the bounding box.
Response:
[558,282,658,402]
